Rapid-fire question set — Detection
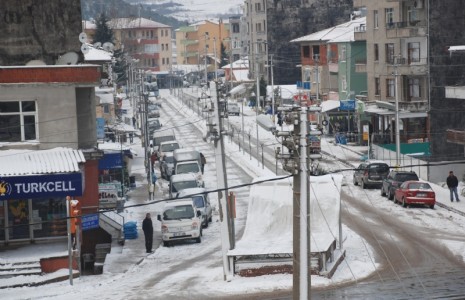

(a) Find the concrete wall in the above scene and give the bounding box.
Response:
[0,85,98,150]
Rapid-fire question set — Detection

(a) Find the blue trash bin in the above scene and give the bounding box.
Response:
[123,221,138,239]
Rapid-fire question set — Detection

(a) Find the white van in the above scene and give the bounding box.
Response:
[177,188,212,228]
[157,200,202,247]
[169,173,202,198]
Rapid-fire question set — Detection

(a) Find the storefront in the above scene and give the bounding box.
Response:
[0,173,83,243]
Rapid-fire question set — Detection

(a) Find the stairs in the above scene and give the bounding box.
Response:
[99,211,124,244]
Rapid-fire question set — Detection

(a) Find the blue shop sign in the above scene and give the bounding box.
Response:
[96,118,105,139]
[0,173,82,200]
[339,100,356,111]
[82,213,100,231]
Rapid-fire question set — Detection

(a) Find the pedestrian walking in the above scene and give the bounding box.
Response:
[447,171,460,202]
[132,116,137,128]
[142,213,154,253]
[200,152,206,174]
[129,132,134,143]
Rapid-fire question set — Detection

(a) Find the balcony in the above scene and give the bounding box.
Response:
[354,25,366,41]
[386,21,427,38]
[447,129,465,145]
[355,58,367,73]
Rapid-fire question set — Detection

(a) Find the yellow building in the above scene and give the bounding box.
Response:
[176,20,230,73]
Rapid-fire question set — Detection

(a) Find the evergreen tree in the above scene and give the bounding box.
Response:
[93,13,114,44]
[220,42,228,68]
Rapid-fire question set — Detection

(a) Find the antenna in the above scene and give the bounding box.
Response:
[79,32,88,44]
[102,42,114,52]
[56,52,79,65]
[81,44,90,54]
[94,42,102,48]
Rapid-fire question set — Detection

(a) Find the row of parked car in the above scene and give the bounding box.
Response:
[353,160,436,209]
[148,123,212,247]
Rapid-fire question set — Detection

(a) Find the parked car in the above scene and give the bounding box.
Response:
[353,161,390,189]
[148,104,160,118]
[381,171,419,200]
[159,140,180,157]
[177,187,212,228]
[227,102,240,116]
[157,199,202,247]
[169,173,202,198]
[394,181,436,209]
[160,152,175,180]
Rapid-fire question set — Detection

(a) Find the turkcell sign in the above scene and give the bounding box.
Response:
[0,173,82,200]
[339,100,356,111]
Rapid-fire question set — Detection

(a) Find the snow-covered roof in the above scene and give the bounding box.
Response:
[0,148,85,176]
[222,57,249,69]
[291,17,366,43]
[108,18,170,29]
[96,92,114,104]
[321,100,341,112]
[83,44,113,62]
[448,45,465,52]
[232,69,251,82]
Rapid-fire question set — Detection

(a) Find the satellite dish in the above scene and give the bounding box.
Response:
[26,60,46,66]
[94,42,102,48]
[56,52,79,65]
[102,42,114,52]
[79,32,88,44]
[81,44,90,54]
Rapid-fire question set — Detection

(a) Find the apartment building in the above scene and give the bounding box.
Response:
[175,19,230,75]
[243,0,268,83]
[109,18,172,72]
[353,0,429,147]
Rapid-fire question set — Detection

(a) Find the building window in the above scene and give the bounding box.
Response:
[408,42,420,63]
[374,10,379,29]
[386,78,395,98]
[161,44,164,51]
[161,30,164,37]
[151,30,154,38]
[0,100,37,142]
[165,29,169,37]
[375,78,380,96]
[408,78,421,98]
[162,58,165,65]
[339,45,346,61]
[166,43,169,51]
[374,44,379,61]
[385,43,394,64]
[167,58,170,65]
[385,8,394,27]
[255,2,261,11]
[256,23,262,32]
[232,23,240,33]
[312,46,320,60]
[303,46,310,58]
[408,6,418,25]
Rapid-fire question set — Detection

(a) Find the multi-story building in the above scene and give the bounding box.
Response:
[353,0,429,147]
[243,0,268,83]
[109,18,172,72]
[175,19,230,78]
[229,15,247,63]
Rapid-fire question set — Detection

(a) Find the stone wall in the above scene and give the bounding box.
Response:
[429,0,465,161]
[0,0,83,66]
[266,0,353,84]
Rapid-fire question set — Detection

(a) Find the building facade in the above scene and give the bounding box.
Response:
[109,18,172,72]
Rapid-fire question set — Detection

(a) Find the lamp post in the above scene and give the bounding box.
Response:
[394,56,401,166]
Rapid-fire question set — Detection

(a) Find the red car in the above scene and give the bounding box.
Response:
[394,181,436,209]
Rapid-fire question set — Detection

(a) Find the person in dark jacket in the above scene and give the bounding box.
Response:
[446,171,460,202]
[142,213,154,253]
[200,152,206,174]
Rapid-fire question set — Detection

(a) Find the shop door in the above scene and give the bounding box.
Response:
[8,199,30,240]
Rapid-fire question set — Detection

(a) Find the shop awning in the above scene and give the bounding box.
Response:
[0,147,85,176]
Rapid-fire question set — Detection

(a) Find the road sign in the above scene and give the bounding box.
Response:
[339,100,356,111]
[82,213,99,231]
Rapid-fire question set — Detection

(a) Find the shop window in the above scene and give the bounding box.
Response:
[8,199,29,240]
[0,100,37,142]
[32,198,67,238]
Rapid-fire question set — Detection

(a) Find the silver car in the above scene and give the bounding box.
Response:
[160,152,175,180]
[177,187,212,228]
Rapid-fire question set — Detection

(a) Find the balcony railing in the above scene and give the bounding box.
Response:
[447,129,465,145]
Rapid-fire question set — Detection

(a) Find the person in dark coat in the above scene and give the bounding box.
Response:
[446,171,460,202]
[142,213,154,253]
[200,152,206,174]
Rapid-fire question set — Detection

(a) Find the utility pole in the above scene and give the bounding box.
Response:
[394,55,401,167]
[211,81,234,281]
[255,42,261,167]
[299,107,309,300]
[314,54,320,104]
[204,33,209,82]
[213,37,218,81]
[270,54,275,122]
